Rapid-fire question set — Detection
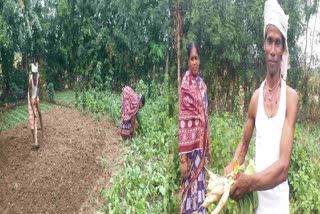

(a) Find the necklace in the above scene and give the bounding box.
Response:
[265,92,280,118]
[265,79,281,101]
[264,79,281,118]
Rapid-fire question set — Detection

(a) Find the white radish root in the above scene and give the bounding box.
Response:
[203,159,257,214]
[211,181,230,214]
[202,193,220,208]
[209,184,224,196]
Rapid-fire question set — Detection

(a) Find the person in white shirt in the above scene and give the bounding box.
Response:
[28,58,45,150]
[223,0,299,213]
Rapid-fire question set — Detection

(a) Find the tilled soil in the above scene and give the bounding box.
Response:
[0,106,121,214]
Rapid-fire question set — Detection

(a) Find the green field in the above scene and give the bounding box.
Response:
[0,91,75,133]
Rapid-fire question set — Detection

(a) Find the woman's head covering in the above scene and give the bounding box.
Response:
[264,0,289,79]
[178,71,207,154]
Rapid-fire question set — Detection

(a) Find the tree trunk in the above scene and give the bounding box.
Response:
[174,0,182,95]
[308,11,318,69]
[303,18,310,107]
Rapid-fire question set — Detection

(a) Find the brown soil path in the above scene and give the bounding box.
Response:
[0,106,121,214]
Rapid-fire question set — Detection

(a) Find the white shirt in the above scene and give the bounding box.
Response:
[255,79,289,214]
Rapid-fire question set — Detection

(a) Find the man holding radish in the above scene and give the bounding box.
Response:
[224,0,299,213]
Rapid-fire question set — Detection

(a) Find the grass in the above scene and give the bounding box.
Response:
[0,91,75,133]
[0,101,52,133]
[54,90,75,105]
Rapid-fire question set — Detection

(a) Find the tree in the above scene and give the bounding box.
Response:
[301,0,319,106]
[174,0,182,93]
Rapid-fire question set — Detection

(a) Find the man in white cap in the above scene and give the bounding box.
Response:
[28,58,45,150]
[223,0,299,213]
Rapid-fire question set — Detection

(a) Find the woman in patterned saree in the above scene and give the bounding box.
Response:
[179,41,211,214]
[119,86,145,141]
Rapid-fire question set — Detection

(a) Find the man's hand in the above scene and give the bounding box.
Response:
[224,159,237,176]
[229,172,251,201]
[181,161,188,180]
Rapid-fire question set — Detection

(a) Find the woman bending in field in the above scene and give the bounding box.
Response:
[119,86,145,141]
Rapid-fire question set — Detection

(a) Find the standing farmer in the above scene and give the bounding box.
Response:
[224,0,299,213]
[179,41,211,214]
[28,59,45,150]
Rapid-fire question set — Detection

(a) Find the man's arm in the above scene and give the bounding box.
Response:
[224,90,258,175]
[230,87,299,200]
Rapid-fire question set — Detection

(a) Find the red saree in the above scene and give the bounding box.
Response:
[121,86,140,122]
[178,71,208,153]
[120,86,140,137]
[179,71,210,214]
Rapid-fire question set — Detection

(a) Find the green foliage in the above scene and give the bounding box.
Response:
[76,89,120,122]
[1,0,317,118]
[47,82,55,102]
[54,90,75,104]
[0,101,52,133]
[149,73,170,100]
[148,42,165,65]
[0,15,8,47]
[78,78,179,213]
[93,62,103,91]
[75,82,80,107]
[0,90,72,133]
[8,82,25,102]
[209,112,247,175]
[288,123,320,213]
[135,79,149,98]
[81,90,87,110]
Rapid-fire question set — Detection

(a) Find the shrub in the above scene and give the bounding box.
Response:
[47,83,55,102]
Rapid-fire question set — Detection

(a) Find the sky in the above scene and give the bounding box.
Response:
[297,5,320,69]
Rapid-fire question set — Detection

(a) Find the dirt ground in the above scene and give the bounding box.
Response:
[0,106,121,214]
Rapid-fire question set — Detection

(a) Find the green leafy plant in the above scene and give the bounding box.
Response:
[76,80,320,213]
[47,82,55,102]
[288,124,320,213]
[135,79,148,98]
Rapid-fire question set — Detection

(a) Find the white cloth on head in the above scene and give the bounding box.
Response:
[31,63,38,73]
[264,0,289,80]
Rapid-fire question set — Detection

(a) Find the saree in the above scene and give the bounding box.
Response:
[120,86,141,137]
[179,71,209,214]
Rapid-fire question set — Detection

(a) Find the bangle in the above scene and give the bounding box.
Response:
[181,154,187,163]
